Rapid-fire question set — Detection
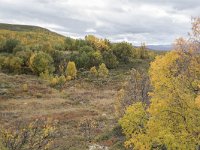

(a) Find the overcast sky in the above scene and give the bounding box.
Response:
[0,0,199,45]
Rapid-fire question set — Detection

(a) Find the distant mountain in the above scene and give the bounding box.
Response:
[0,23,64,37]
[147,45,173,51]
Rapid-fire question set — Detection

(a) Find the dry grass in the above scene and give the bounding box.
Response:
[0,71,128,149]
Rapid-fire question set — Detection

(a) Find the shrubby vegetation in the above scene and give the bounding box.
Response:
[1,56,23,73]
[119,17,200,150]
[90,66,98,77]
[50,75,67,89]
[0,26,153,80]
[0,119,59,150]
[98,63,109,78]
[112,42,133,63]
[0,21,178,150]
[66,61,77,79]
[29,52,55,75]
[1,38,20,53]
[115,69,150,118]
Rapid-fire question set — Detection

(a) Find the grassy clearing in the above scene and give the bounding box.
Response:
[0,60,150,149]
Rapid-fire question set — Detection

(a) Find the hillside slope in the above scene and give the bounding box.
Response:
[0,23,64,37]
[0,23,66,49]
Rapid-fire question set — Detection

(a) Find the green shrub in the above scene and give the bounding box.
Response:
[112,42,133,63]
[64,37,75,51]
[2,56,23,73]
[102,50,118,68]
[79,45,94,53]
[41,42,53,53]
[51,50,68,73]
[29,52,55,75]
[139,43,149,59]
[15,49,32,69]
[1,39,20,53]
[88,50,103,67]
[13,44,29,54]
[75,51,90,68]
[74,39,88,50]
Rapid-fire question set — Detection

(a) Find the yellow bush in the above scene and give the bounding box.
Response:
[58,75,66,85]
[66,61,77,79]
[98,63,109,78]
[50,77,58,86]
[39,70,51,80]
[66,75,72,81]
[90,66,98,77]
[50,75,66,88]
[22,83,28,92]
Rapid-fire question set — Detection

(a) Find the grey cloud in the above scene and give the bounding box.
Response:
[128,0,200,10]
[0,0,199,45]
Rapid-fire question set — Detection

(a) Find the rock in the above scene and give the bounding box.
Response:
[89,144,109,150]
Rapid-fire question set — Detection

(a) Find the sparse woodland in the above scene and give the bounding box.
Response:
[0,17,199,150]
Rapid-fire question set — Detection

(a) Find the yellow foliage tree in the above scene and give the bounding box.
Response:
[119,17,200,150]
[148,50,200,149]
[85,35,109,51]
[119,102,149,150]
[120,50,200,150]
